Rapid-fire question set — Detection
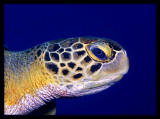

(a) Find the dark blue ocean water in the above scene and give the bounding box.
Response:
[4,4,156,115]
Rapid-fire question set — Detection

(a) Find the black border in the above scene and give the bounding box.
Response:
[1,0,158,118]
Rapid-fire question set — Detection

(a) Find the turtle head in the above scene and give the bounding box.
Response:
[44,37,129,97]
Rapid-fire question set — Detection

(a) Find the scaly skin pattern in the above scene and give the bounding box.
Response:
[4,37,129,115]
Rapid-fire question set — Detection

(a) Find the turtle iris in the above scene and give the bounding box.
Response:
[91,48,107,60]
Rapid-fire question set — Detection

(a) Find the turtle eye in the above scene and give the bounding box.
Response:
[86,41,112,62]
[91,48,107,60]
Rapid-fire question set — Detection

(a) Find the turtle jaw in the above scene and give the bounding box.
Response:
[66,74,124,96]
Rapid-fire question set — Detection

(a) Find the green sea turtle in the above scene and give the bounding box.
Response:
[4,37,129,115]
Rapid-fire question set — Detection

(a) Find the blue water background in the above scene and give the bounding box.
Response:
[4,4,156,115]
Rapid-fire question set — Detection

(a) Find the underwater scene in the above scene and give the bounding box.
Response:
[4,4,156,115]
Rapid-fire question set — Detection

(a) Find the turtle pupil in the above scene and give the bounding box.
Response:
[97,50,102,55]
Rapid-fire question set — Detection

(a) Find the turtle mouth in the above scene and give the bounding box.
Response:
[78,81,115,96]
[74,74,123,96]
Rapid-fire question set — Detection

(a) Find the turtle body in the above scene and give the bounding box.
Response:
[4,37,129,115]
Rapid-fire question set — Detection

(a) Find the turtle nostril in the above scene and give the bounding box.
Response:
[123,50,127,56]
